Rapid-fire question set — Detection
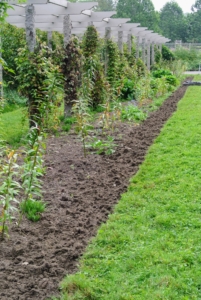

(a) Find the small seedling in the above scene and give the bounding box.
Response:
[87,136,117,155]
[20,199,46,222]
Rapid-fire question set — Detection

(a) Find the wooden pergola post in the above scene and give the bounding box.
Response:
[63,14,72,47]
[25,4,36,52]
[47,31,52,49]
[136,36,140,59]
[127,33,131,54]
[142,38,146,64]
[147,40,150,70]
[105,27,111,75]
[151,41,155,65]
[118,31,123,53]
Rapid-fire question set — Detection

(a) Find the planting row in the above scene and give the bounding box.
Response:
[0,25,186,241]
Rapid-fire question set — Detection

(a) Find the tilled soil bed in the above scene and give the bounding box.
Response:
[0,83,190,300]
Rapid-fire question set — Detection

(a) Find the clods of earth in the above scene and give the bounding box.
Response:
[0,82,190,300]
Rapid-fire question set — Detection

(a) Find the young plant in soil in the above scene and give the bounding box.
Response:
[20,199,45,222]
[19,124,46,223]
[121,105,147,122]
[72,97,92,158]
[87,135,117,155]
[0,149,21,240]
[98,95,111,133]
[98,83,121,134]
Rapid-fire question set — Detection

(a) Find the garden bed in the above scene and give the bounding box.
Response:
[0,82,190,300]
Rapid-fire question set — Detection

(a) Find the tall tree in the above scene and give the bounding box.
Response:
[96,0,115,11]
[191,0,201,11]
[159,1,187,42]
[186,0,201,42]
[116,0,159,32]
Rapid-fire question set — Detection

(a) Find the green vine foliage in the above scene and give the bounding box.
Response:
[1,24,63,88]
[82,26,106,109]
[82,25,99,58]
[105,39,120,86]
[123,40,136,67]
[162,45,175,61]
[0,2,11,22]
[135,58,146,77]
[1,24,26,87]
[154,45,162,64]
[62,36,82,117]
[15,43,62,128]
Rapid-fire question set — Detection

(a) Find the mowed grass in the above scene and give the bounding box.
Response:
[55,82,201,299]
[1,107,29,147]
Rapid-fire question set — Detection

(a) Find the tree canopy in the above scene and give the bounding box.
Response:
[159,1,187,42]
[116,0,160,32]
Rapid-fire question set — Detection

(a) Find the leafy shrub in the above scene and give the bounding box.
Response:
[152,69,172,78]
[174,47,201,71]
[121,105,147,122]
[165,75,178,86]
[162,45,175,61]
[119,78,136,100]
[152,69,178,87]
[150,77,169,97]
[2,88,28,113]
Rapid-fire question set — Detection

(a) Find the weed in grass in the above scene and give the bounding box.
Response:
[20,199,46,222]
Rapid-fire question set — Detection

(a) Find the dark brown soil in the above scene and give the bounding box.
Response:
[0,84,190,300]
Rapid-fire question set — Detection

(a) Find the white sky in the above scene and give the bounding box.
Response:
[152,0,195,13]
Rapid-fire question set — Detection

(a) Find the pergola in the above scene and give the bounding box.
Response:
[5,0,170,52]
[0,0,171,97]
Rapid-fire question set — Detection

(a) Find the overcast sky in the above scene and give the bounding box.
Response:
[152,0,195,13]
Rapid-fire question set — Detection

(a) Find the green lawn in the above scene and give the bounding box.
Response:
[1,107,28,147]
[54,80,201,299]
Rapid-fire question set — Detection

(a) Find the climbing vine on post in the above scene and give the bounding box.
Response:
[62,36,82,117]
[105,39,120,87]
[15,43,61,128]
[82,26,106,109]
